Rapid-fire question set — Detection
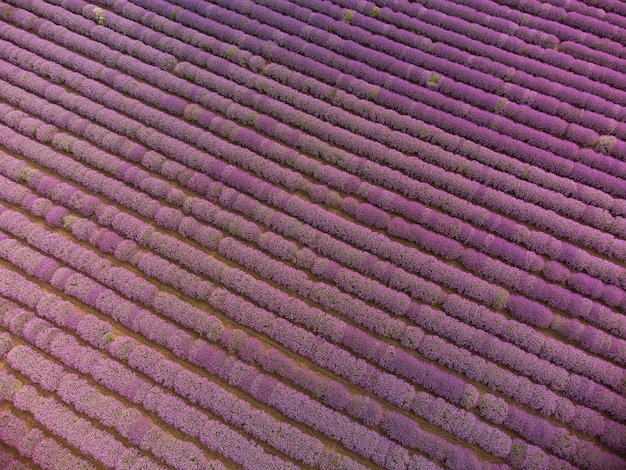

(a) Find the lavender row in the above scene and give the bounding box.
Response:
[0,444,38,470]
[18,179,479,420]
[89,0,624,185]
[574,0,626,16]
[458,249,626,359]
[207,0,626,145]
[275,193,625,349]
[0,297,304,470]
[103,0,626,219]
[23,4,620,282]
[4,0,624,464]
[23,203,485,468]
[304,242,623,397]
[560,38,626,71]
[49,192,491,456]
[442,293,625,396]
[457,0,626,49]
[84,0,620,158]
[4,10,624,264]
[0,182,608,464]
[0,118,620,466]
[2,30,620,294]
[0,111,620,386]
[165,58,622,284]
[249,0,626,176]
[0,262,360,470]
[184,0,624,167]
[112,286,620,470]
[41,265,407,470]
[226,218,626,416]
[0,81,447,313]
[0,328,12,357]
[0,183,475,462]
[0,16,188,119]
[4,58,616,307]
[0,193,427,470]
[0,88,548,374]
[2,78,596,352]
[6,343,227,470]
[379,0,626,71]
[134,0,626,180]
[281,0,626,91]
[0,169,518,466]
[0,213,323,469]
[1,45,620,370]
[0,37,301,193]
[138,341,432,470]
[170,56,626,230]
[218,235,626,445]
[335,0,626,83]
[0,405,96,470]
[0,120,479,426]
[129,330,494,469]
[258,62,623,256]
[389,212,622,326]
[209,182,626,368]
[0,365,164,470]
[407,301,626,423]
[116,290,621,468]
[536,0,626,31]
[210,280,619,465]
[7,0,178,72]
[177,151,624,374]
[161,0,626,124]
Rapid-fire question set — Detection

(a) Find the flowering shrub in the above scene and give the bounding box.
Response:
[0,0,625,467]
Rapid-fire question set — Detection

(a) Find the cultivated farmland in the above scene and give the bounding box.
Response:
[0,0,625,469]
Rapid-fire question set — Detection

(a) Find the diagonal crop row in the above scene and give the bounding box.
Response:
[86,0,626,220]
[0,117,616,466]
[0,172,490,466]
[16,0,626,289]
[2,4,620,436]
[1,75,620,414]
[128,0,626,197]
[2,34,620,356]
[0,254,371,470]
[292,0,626,88]
[0,107,620,436]
[4,340,229,470]
[0,403,97,470]
[2,2,620,298]
[378,0,626,69]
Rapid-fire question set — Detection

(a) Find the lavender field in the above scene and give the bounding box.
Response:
[0,0,625,468]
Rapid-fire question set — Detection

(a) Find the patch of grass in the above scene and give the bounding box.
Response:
[371,6,380,17]
[93,7,105,26]
[504,67,515,81]
[344,10,354,23]
[495,98,507,113]
[493,289,509,310]
[3,6,14,20]
[102,333,114,347]
[368,87,379,100]
[428,73,440,85]
[225,45,238,60]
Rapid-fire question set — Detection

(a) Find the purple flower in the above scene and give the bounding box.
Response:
[127,417,151,447]
[478,394,508,424]
[507,295,554,329]
[43,206,69,227]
